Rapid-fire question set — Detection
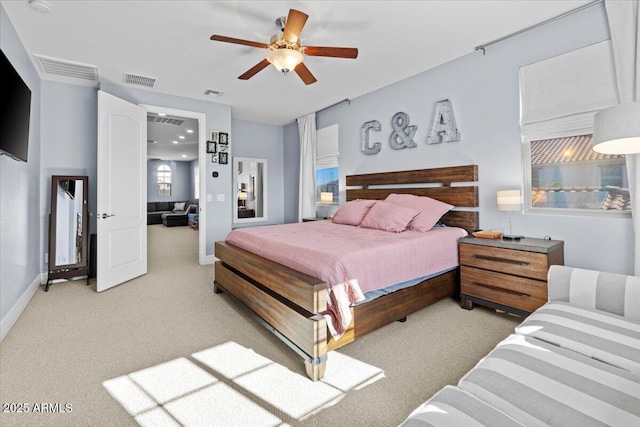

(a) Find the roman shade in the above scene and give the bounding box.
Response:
[519,40,618,142]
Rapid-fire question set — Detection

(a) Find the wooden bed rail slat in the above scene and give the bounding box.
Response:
[346,165,478,187]
[346,186,478,207]
[216,263,327,359]
[215,241,327,314]
[440,211,479,234]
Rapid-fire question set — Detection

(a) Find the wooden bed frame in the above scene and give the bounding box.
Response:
[214,165,479,380]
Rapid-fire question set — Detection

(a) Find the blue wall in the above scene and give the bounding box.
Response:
[231,119,284,226]
[0,4,42,325]
[283,122,299,224]
[284,3,633,274]
[147,159,193,202]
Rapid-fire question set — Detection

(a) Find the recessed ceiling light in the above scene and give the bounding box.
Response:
[153,141,158,144]
[172,140,178,144]
[28,0,52,13]
[178,135,185,139]
[181,154,187,158]
[157,112,166,116]
[186,129,194,133]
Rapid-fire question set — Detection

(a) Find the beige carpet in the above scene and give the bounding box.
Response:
[0,224,520,426]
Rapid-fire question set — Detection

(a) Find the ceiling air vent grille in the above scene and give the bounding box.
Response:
[124,73,156,88]
[146,116,185,126]
[34,55,98,81]
[204,89,224,96]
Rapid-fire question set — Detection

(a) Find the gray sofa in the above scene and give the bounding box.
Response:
[147,200,197,226]
[401,265,640,426]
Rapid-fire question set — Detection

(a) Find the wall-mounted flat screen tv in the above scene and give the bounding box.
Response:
[0,48,31,162]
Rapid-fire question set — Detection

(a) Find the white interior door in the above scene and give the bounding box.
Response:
[97,90,147,292]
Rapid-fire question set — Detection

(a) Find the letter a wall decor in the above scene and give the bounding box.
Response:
[426,99,460,144]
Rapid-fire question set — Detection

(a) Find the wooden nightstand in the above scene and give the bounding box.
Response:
[459,236,564,316]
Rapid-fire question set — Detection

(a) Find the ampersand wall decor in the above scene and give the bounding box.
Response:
[361,120,382,155]
[426,100,460,144]
[389,112,417,150]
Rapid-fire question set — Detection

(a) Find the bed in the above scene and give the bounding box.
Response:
[214,165,479,380]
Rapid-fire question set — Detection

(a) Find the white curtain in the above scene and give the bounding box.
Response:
[605,0,640,274]
[297,112,317,222]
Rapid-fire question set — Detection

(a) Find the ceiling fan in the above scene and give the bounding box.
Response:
[210,9,358,85]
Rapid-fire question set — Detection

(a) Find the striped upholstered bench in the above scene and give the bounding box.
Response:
[458,334,640,426]
[400,265,640,427]
[516,265,640,374]
[401,385,524,427]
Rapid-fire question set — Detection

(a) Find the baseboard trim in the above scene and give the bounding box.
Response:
[203,255,217,265]
[0,275,41,342]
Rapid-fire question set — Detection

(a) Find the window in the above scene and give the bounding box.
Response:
[520,40,629,216]
[157,164,171,196]
[315,124,339,204]
[526,135,629,212]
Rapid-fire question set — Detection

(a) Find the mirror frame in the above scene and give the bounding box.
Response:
[48,175,89,271]
[233,157,268,224]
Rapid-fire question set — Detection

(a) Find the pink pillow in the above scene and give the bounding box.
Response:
[385,193,453,232]
[332,199,377,226]
[359,201,419,233]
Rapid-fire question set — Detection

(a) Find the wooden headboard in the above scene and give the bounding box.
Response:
[345,165,479,233]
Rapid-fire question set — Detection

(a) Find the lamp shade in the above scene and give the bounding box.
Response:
[593,102,640,154]
[320,192,333,204]
[266,49,303,74]
[497,190,522,212]
[238,192,247,201]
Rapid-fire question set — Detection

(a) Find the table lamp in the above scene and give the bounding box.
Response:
[238,191,247,209]
[497,190,524,241]
[320,192,333,219]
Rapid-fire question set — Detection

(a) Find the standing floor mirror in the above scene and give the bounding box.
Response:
[46,175,89,291]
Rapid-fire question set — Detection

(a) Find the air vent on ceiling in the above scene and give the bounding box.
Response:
[147,116,185,126]
[123,73,156,88]
[34,54,98,81]
[204,89,224,96]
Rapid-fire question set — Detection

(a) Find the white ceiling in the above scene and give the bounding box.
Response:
[146,113,199,161]
[3,0,594,126]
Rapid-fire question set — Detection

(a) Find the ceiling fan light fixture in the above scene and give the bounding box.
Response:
[266,49,303,75]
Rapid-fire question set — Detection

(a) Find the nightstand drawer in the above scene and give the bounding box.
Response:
[460,243,549,281]
[461,266,548,313]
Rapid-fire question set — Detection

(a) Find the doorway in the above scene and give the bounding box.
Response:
[142,105,207,265]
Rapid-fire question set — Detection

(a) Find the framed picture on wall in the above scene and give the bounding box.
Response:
[219,152,229,165]
[219,132,229,145]
[206,140,217,153]
[209,131,219,142]
[218,144,228,153]
[211,154,218,164]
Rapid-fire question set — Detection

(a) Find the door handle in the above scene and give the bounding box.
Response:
[101,213,115,219]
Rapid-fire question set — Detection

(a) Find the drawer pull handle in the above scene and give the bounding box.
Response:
[474,254,529,266]
[472,282,530,298]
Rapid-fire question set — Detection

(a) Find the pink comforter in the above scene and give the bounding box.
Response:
[225,221,467,338]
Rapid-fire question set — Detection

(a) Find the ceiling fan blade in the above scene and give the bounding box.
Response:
[210,35,268,49]
[304,46,358,59]
[282,9,309,43]
[238,59,271,80]
[294,62,317,85]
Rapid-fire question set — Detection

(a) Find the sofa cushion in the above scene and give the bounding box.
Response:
[155,201,171,211]
[147,202,156,213]
[515,301,640,375]
[173,201,186,212]
[458,334,640,427]
[400,385,524,427]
